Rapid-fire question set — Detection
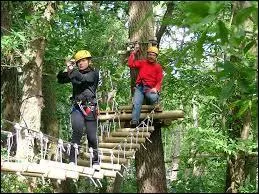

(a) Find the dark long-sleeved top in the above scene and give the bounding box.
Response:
[128,51,163,91]
[57,67,99,104]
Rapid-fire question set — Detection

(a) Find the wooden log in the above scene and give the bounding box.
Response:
[93,171,104,179]
[66,170,79,179]
[1,161,47,174]
[39,159,95,176]
[99,142,140,150]
[116,126,154,132]
[1,161,29,172]
[98,110,184,121]
[120,109,162,113]
[98,148,135,157]
[101,169,117,178]
[26,162,49,174]
[1,171,46,179]
[99,110,116,114]
[110,131,151,138]
[79,169,117,178]
[103,136,146,144]
[77,160,122,171]
[119,105,162,111]
[45,167,67,180]
[82,153,128,164]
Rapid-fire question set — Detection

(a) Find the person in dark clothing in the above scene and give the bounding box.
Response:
[128,44,163,128]
[57,50,100,169]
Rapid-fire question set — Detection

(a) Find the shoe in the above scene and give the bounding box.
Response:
[130,120,139,128]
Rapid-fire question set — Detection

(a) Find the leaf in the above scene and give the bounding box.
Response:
[233,6,257,26]
[195,31,207,61]
[229,99,243,109]
[219,80,235,101]
[243,40,256,54]
[208,1,225,15]
[236,100,251,118]
[217,20,229,45]
[183,2,210,18]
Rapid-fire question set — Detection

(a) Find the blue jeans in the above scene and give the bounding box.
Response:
[132,85,160,123]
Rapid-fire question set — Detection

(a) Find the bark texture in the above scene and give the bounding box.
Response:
[128,1,167,192]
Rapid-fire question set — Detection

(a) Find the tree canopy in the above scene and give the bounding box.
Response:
[1,1,257,193]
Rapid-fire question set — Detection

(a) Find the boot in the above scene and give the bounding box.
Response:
[130,120,139,128]
[92,150,100,171]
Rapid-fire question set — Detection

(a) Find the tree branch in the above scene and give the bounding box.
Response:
[156,2,175,46]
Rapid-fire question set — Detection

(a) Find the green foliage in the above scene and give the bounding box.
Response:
[171,157,227,193]
[121,161,137,193]
[1,173,29,193]
[1,1,257,193]
[238,176,257,193]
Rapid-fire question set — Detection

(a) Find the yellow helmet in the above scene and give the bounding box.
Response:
[147,46,159,55]
[74,50,92,62]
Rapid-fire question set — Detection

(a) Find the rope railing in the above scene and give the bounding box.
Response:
[1,104,155,163]
[1,102,157,186]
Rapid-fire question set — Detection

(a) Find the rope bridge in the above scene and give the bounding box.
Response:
[1,105,184,188]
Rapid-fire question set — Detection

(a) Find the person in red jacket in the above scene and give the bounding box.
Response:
[128,44,163,127]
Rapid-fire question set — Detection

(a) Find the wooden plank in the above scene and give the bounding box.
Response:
[93,171,103,179]
[1,161,29,172]
[101,169,117,178]
[26,162,49,174]
[119,105,162,111]
[120,109,162,114]
[1,161,47,174]
[77,160,122,171]
[39,159,95,176]
[98,148,135,157]
[99,142,140,150]
[66,170,79,179]
[1,171,46,179]
[102,136,146,144]
[117,126,154,132]
[110,131,151,138]
[98,110,184,121]
[46,167,66,180]
[82,153,128,164]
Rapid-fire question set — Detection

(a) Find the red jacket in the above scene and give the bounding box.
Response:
[128,51,163,92]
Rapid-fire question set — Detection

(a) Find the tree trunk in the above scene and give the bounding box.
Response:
[128,1,167,192]
[136,122,167,193]
[16,37,46,160]
[41,63,59,137]
[128,1,154,96]
[1,1,21,131]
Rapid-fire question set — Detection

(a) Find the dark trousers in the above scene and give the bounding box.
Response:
[69,108,99,164]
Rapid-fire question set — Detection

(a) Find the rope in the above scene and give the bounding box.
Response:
[74,144,79,165]
[117,145,121,164]
[7,132,13,162]
[39,132,44,160]
[130,132,133,151]
[99,150,103,165]
[43,136,49,159]
[123,139,127,159]
[89,147,93,168]
[66,143,71,156]
[110,150,115,170]
[1,101,158,170]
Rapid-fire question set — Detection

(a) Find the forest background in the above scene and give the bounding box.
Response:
[1,1,258,193]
